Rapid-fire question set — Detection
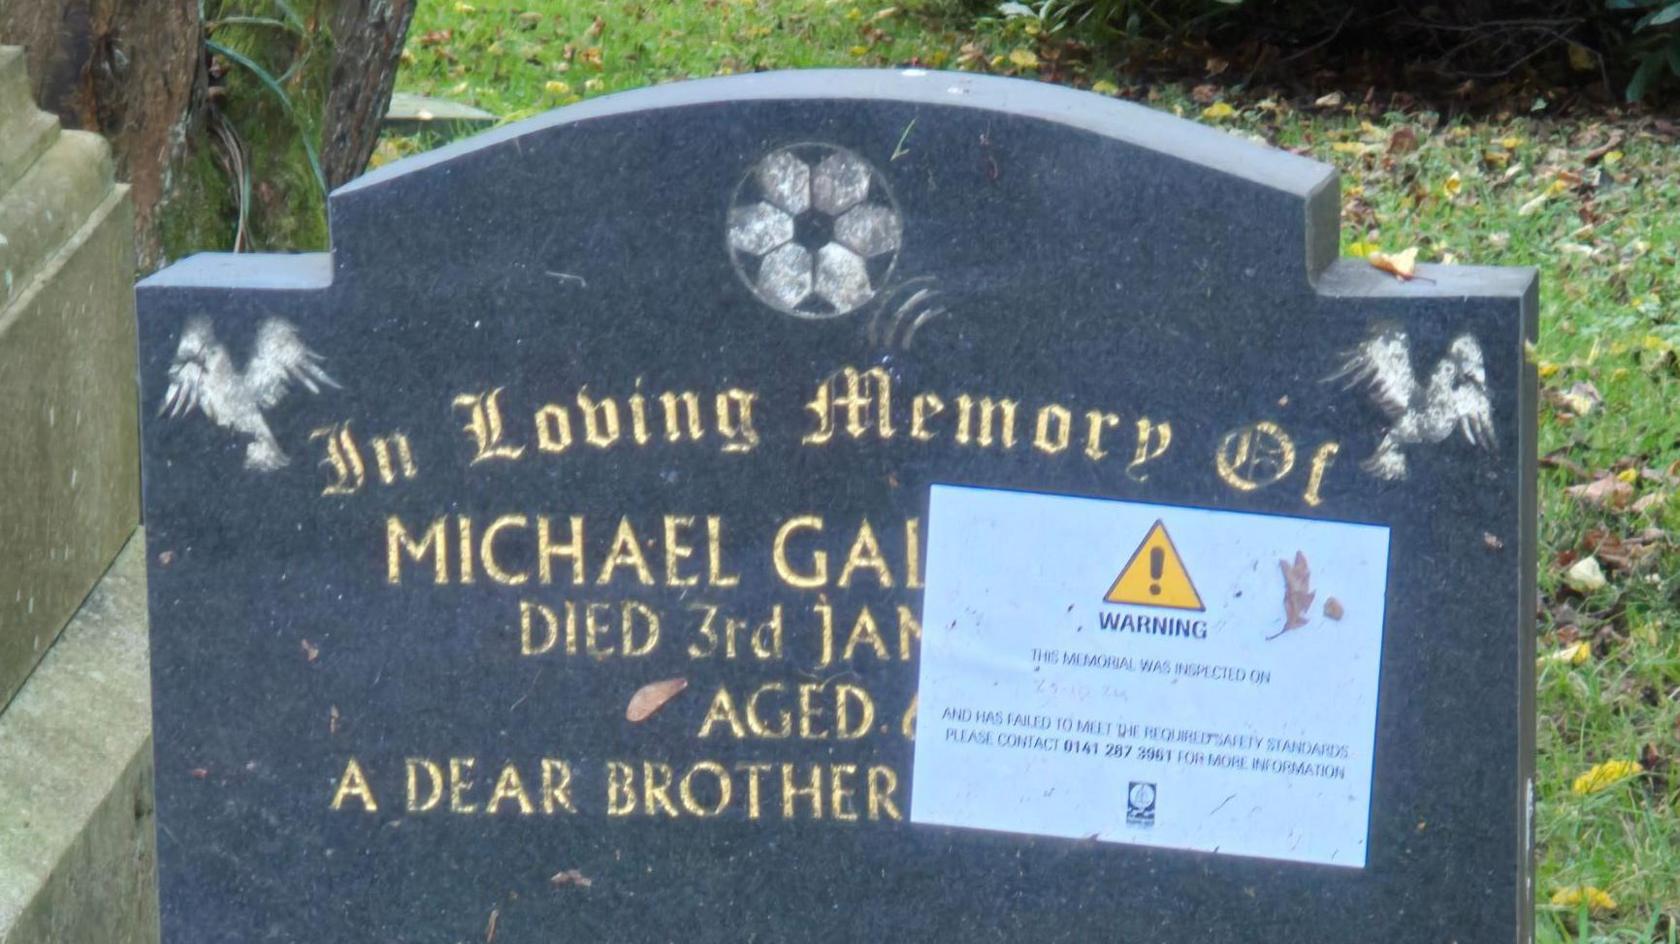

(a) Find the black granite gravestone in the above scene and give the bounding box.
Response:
[137,70,1537,943]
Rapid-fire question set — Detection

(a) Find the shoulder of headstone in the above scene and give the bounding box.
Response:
[1315,259,1538,301]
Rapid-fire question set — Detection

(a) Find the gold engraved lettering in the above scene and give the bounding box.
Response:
[910,393,944,441]
[406,758,444,811]
[781,763,824,819]
[772,516,826,588]
[449,758,477,813]
[841,606,890,661]
[954,394,1018,448]
[867,765,903,821]
[837,519,893,588]
[487,763,535,815]
[453,388,525,463]
[679,761,732,817]
[330,757,378,812]
[660,391,705,443]
[736,762,771,820]
[541,759,575,814]
[606,761,636,816]
[519,600,574,656]
[715,389,760,453]
[798,683,828,739]
[904,518,923,589]
[1128,417,1172,481]
[897,605,921,660]
[1303,441,1341,507]
[643,762,680,817]
[1084,409,1122,461]
[705,516,739,587]
[748,683,792,738]
[835,684,875,739]
[457,515,475,585]
[1216,421,1297,491]
[534,404,573,453]
[387,516,448,585]
[538,515,585,585]
[628,385,652,446]
[830,763,860,822]
[370,431,419,484]
[577,387,621,447]
[664,516,698,587]
[311,423,366,495]
[481,514,530,586]
[598,517,654,586]
[1033,404,1072,455]
[698,686,748,738]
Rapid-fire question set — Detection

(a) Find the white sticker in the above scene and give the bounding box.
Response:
[911,485,1391,868]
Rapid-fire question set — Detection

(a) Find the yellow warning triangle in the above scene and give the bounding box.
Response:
[1104,520,1205,611]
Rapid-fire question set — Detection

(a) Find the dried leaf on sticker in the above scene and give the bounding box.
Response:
[1368,247,1418,280]
[1322,597,1344,620]
[626,677,688,722]
[1270,552,1314,638]
[1565,475,1634,510]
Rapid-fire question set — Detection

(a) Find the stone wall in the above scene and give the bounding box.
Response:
[0,43,156,944]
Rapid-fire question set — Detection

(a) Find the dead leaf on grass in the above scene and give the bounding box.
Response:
[1565,475,1634,510]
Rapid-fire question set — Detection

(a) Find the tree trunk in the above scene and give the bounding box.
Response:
[0,0,415,270]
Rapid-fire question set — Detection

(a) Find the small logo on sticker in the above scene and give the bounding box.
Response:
[1127,781,1157,827]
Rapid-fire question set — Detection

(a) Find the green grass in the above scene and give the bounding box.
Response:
[394,3,1680,939]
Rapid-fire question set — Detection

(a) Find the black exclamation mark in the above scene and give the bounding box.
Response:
[1148,547,1164,596]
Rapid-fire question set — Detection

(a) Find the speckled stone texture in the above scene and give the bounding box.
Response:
[0,44,140,711]
[137,71,1536,944]
[0,535,157,944]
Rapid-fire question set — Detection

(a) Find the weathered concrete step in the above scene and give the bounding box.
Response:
[0,168,137,710]
[0,48,60,196]
[0,532,158,944]
[0,129,115,310]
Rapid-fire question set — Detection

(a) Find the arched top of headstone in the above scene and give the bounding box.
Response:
[327,69,1342,289]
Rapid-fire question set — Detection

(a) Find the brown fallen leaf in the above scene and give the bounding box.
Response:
[301,638,320,662]
[1483,532,1505,550]
[626,677,688,722]
[1565,475,1634,510]
[1368,247,1418,281]
[551,868,594,888]
[1388,126,1419,154]
[1323,597,1345,621]
[1269,552,1314,640]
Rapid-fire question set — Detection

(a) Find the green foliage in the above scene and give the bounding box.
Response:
[391,4,1680,938]
[1612,0,1680,100]
[160,0,333,260]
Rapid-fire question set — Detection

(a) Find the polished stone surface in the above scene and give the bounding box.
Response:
[137,70,1536,943]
